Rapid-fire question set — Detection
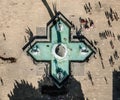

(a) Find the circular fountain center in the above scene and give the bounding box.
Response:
[52,44,67,59]
[55,44,65,57]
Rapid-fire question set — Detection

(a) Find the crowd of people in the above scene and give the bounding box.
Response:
[84,2,92,14]
[98,33,120,42]
[99,30,115,40]
[78,1,120,100]
[109,50,119,67]
[98,29,120,68]
[79,17,95,30]
[105,7,119,27]
[84,1,102,14]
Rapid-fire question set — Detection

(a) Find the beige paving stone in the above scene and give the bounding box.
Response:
[0,0,120,100]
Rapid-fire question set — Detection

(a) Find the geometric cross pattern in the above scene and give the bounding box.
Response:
[24,12,95,88]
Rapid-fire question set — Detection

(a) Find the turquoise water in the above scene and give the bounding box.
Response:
[51,59,69,83]
[29,43,52,61]
[28,19,93,84]
[68,42,92,61]
[51,20,69,44]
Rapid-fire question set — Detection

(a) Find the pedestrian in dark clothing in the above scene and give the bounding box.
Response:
[0,77,3,86]
[115,12,119,20]
[84,23,89,29]
[112,33,115,40]
[98,48,103,60]
[105,11,109,19]
[109,30,112,37]
[87,71,94,85]
[88,2,92,9]
[117,35,120,41]
[110,40,114,49]
[94,40,98,45]
[3,33,6,40]
[24,36,27,43]
[116,12,119,19]
[84,5,87,13]
[85,18,88,24]
[85,4,90,13]
[101,60,105,69]
[98,1,102,8]
[110,7,113,14]
[109,13,114,21]
[109,56,114,67]
[114,14,118,21]
[90,20,94,27]
[108,20,112,27]
[114,50,119,60]
[104,77,108,84]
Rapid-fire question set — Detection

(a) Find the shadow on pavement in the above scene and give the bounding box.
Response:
[8,64,84,100]
[42,0,54,18]
[8,76,85,100]
[113,70,120,100]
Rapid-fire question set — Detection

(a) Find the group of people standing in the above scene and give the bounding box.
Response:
[99,30,115,40]
[84,1,102,14]
[109,50,119,67]
[105,7,119,27]
[84,2,92,14]
[79,17,94,30]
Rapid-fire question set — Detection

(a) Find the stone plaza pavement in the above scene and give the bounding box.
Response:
[0,0,120,100]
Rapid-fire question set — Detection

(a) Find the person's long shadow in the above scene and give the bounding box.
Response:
[8,66,85,100]
[25,27,34,41]
[113,70,120,100]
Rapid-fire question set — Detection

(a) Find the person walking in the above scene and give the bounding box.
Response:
[98,1,102,8]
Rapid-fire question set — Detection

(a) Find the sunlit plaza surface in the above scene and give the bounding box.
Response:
[0,0,120,100]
